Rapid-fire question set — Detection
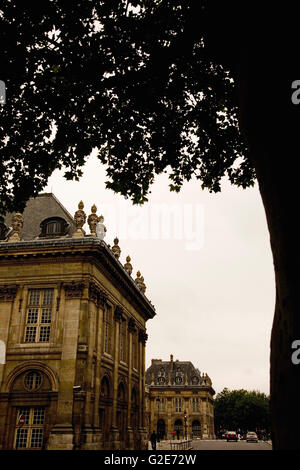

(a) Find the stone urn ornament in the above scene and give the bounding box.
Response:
[8,212,24,242]
[72,201,86,238]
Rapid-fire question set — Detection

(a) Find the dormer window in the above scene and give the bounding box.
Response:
[39,217,68,238]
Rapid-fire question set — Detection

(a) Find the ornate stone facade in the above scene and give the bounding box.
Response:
[145,356,215,440]
[0,193,155,450]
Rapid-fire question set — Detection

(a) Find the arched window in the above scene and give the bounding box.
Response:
[131,387,137,407]
[100,376,110,398]
[192,420,201,437]
[117,382,126,402]
[174,419,183,436]
[24,371,42,391]
[39,217,68,237]
[157,419,166,439]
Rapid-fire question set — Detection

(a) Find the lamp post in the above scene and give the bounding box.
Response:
[184,410,187,440]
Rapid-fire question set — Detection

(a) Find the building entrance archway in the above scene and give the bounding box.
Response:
[174,419,183,438]
[157,419,165,440]
[192,420,201,438]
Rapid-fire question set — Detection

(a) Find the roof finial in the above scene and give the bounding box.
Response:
[88,204,98,237]
[112,237,121,259]
[8,212,23,242]
[135,271,144,290]
[124,255,133,275]
[140,275,146,294]
[73,201,86,238]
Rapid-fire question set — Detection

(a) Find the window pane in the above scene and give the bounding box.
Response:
[25,372,42,391]
[18,408,30,425]
[43,289,54,306]
[29,290,40,306]
[41,308,52,323]
[39,326,50,342]
[27,308,38,324]
[16,429,28,448]
[25,326,36,343]
[33,408,45,425]
[30,428,44,448]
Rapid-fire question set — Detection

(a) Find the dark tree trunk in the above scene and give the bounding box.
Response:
[204,1,300,449]
[236,55,300,450]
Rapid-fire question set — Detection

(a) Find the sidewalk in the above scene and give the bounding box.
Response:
[148,439,189,450]
[148,439,273,450]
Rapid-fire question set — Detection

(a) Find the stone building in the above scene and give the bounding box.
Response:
[0,193,155,450]
[145,356,215,440]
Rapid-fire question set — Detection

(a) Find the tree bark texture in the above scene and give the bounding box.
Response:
[235,37,300,451]
[205,1,300,449]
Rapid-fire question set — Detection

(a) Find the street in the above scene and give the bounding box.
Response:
[192,439,272,450]
[153,439,272,451]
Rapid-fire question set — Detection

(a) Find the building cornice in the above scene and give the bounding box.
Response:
[0,237,156,321]
[147,385,215,395]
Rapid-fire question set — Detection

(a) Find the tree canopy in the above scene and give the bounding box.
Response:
[214,388,271,435]
[0,0,254,217]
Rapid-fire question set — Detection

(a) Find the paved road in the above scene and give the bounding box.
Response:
[192,439,272,450]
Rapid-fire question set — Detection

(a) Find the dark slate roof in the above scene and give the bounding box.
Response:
[3,193,77,240]
[145,357,203,387]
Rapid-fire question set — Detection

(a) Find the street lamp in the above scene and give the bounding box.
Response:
[184,410,187,440]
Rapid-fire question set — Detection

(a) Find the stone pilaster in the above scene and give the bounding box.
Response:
[47,281,84,450]
[126,318,135,449]
[0,285,18,383]
[91,284,106,449]
[137,329,148,450]
[109,305,122,449]
[0,285,18,449]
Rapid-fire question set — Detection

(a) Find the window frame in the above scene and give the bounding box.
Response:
[103,303,113,356]
[23,288,55,345]
[14,407,46,450]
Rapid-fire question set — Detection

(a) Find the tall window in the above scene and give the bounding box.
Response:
[103,305,112,354]
[14,407,45,449]
[175,398,182,412]
[192,398,199,412]
[132,331,138,370]
[24,289,54,343]
[157,397,165,412]
[119,319,126,362]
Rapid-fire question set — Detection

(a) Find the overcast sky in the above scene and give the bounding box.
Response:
[45,151,275,397]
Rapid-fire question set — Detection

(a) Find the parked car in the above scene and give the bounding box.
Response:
[226,431,238,442]
[246,432,258,442]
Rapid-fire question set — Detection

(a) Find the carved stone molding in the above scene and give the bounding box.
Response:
[128,318,136,333]
[138,330,148,345]
[89,282,108,308]
[63,281,85,299]
[89,282,101,305]
[0,284,18,301]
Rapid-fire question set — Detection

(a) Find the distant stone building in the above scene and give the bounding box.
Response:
[145,356,215,440]
[0,193,155,450]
